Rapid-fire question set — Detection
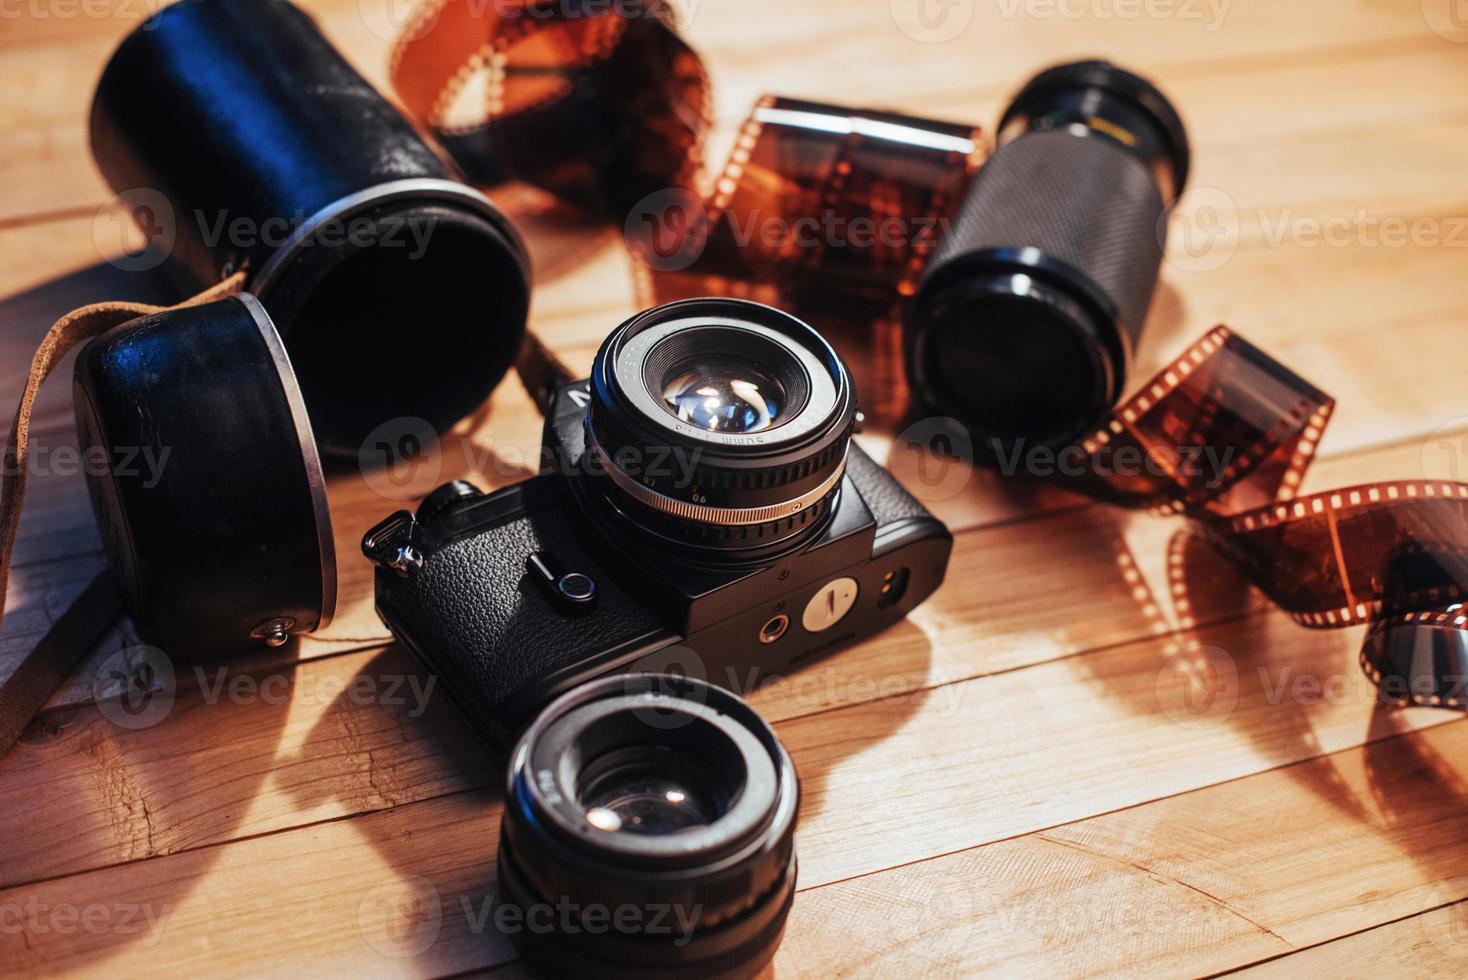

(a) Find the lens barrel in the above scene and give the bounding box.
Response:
[907,60,1190,455]
[498,674,799,980]
[585,298,856,557]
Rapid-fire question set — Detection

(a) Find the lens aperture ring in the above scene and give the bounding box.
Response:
[586,424,848,526]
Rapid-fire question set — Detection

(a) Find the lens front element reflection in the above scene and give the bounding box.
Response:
[661,359,784,433]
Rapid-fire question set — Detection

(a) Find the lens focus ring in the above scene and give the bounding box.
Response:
[498,674,799,979]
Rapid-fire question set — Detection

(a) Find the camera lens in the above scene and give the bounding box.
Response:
[579,744,731,833]
[659,357,786,434]
[907,59,1190,456]
[498,674,799,979]
[586,299,854,557]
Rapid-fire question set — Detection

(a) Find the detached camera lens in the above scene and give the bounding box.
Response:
[498,674,799,980]
[908,59,1190,456]
[579,744,732,834]
[587,299,855,557]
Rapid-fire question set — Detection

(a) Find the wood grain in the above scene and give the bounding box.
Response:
[0,0,1466,975]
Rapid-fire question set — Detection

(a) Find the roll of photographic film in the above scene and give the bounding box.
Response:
[90,0,531,456]
[392,4,1468,709]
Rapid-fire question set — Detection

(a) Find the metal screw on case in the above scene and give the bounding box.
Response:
[250,617,296,646]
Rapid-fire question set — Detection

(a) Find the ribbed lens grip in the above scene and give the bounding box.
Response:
[926,129,1166,342]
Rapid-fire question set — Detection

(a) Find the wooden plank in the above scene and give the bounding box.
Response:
[1,599,1458,973]
[770,716,1468,977]
[0,436,1453,893]
[1236,901,1468,976]
[4,361,1465,720]
[3,0,1467,224]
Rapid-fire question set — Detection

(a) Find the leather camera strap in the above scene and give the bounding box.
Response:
[0,272,245,759]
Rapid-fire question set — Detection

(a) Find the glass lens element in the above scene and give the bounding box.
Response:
[578,746,728,835]
[661,358,785,433]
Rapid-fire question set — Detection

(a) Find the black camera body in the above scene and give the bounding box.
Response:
[365,300,951,744]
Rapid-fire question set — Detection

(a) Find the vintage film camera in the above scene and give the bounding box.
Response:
[365,298,953,741]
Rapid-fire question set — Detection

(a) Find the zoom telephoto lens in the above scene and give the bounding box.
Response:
[497,674,799,980]
[585,298,856,560]
[907,59,1191,456]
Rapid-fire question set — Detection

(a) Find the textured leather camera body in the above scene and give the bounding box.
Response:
[366,381,952,744]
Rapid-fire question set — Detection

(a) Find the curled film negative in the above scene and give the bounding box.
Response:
[390,0,710,218]
[391,1,1468,708]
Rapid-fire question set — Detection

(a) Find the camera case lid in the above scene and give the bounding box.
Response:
[72,294,335,659]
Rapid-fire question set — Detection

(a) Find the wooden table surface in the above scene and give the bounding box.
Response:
[4,0,1468,975]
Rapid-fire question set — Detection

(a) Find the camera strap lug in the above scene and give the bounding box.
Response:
[362,511,425,576]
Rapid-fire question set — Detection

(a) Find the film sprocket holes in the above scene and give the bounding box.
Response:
[497,674,798,979]
[364,298,953,742]
[90,0,530,456]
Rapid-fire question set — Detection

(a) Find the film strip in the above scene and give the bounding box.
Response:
[390,0,711,217]
[391,1,1468,709]
[636,96,985,318]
